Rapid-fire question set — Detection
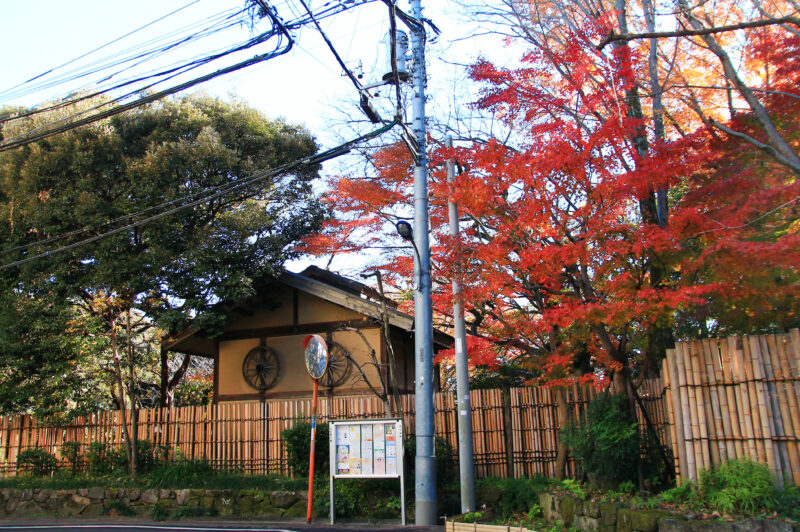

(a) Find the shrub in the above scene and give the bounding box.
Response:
[61,441,82,474]
[86,440,164,475]
[477,476,554,518]
[17,448,58,477]
[403,435,457,486]
[698,459,778,515]
[560,393,640,489]
[282,420,329,477]
[147,459,215,488]
[86,442,117,475]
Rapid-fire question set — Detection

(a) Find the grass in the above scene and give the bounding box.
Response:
[0,468,305,492]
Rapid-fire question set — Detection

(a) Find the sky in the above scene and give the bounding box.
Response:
[0,0,522,275]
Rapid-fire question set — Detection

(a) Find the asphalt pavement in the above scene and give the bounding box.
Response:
[0,519,445,532]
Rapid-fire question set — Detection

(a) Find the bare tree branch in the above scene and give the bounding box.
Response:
[597,16,800,49]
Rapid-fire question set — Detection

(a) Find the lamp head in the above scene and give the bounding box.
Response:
[396,220,413,241]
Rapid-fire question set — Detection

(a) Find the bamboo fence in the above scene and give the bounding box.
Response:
[0,380,667,478]
[663,330,800,486]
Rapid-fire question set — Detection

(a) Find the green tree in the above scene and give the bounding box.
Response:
[0,94,323,473]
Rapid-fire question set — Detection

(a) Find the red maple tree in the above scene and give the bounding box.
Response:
[303,15,800,393]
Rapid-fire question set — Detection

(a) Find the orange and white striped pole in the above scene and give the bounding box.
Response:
[307,377,319,523]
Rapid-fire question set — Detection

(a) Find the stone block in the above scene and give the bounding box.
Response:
[199,496,215,510]
[71,494,91,507]
[560,495,580,525]
[78,489,88,497]
[33,489,51,503]
[575,514,601,532]
[585,500,601,518]
[105,488,120,499]
[159,489,172,499]
[217,496,234,517]
[541,492,560,522]
[175,489,190,506]
[81,503,105,517]
[270,490,301,509]
[761,521,793,532]
[601,502,620,526]
[10,499,45,517]
[140,489,159,505]
[87,486,105,500]
[660,518,690,532]
[633,510,674,532]
[127,489,141,502]
[283,499,307,518]
[236,495,254,516]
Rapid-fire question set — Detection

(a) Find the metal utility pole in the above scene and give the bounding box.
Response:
[409,0,436,525]
[446,135,476,513]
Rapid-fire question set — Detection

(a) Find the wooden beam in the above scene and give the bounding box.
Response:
[292,288,299,327]
[280,272,415,330]
[216,386,378,402]
[217,319,380,341]
[213,340,220,405]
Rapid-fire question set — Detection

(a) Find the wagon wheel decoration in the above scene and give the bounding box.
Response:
[321,342,351,388]
[242,345,280,391]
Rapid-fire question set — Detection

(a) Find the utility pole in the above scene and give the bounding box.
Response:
[409,0,436,525]
[446,135,476,513]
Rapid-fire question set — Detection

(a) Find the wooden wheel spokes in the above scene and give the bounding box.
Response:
[242,346,280,391]
[321,343,351,388]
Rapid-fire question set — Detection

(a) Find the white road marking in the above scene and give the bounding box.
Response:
[0,526,297,532]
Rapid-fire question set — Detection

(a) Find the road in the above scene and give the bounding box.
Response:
[0,521,444,532]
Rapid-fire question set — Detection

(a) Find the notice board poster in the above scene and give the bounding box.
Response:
[329,419,403,479]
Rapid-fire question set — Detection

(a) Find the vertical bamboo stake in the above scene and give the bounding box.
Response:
[701,339,724,464]
[663,354,682,480]
[748,336,776,474]
[684,342,704,474]
[692,342,713,470]
[734,336,759,460]
[709,340,735,460]
[775,334,800,485]
[675,342,696,480]
[719,339,744,458]
[765,334,792,486]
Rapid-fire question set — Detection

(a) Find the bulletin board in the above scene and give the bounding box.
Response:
[328,418,405,524]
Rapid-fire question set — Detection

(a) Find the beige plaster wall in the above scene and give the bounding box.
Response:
[297,291,361,324]
[217,328,383,400]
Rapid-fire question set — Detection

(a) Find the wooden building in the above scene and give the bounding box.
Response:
[162,266,451,403]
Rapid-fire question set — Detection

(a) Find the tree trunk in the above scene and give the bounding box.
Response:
[159,351,193,408]
[126,310,138,477]
[110,317,135,476]
[554,387,571,479]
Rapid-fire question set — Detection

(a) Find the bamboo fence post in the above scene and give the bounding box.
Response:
[719,339,744,458]
[748,336,778,478]
[774,334,800,485]
[733,336,758,461]
[664,351,685,481]
[765,334,792,486]
[690,341,712,470]
[701,339,724,464]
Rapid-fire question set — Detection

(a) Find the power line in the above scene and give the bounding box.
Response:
[0,120,399,271]
[0,0,381,153]
[0,0,203,100]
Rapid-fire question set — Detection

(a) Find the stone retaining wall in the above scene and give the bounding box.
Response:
[538,492,796,532]
[0,487,308,520]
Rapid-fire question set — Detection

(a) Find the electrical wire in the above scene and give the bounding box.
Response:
[0,0,203,100]
[0,9,295,153]
[0,119,400,271]
[296,0,366,94]
[0,0,381,153]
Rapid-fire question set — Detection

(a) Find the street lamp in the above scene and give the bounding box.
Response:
[396,220,413,241]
